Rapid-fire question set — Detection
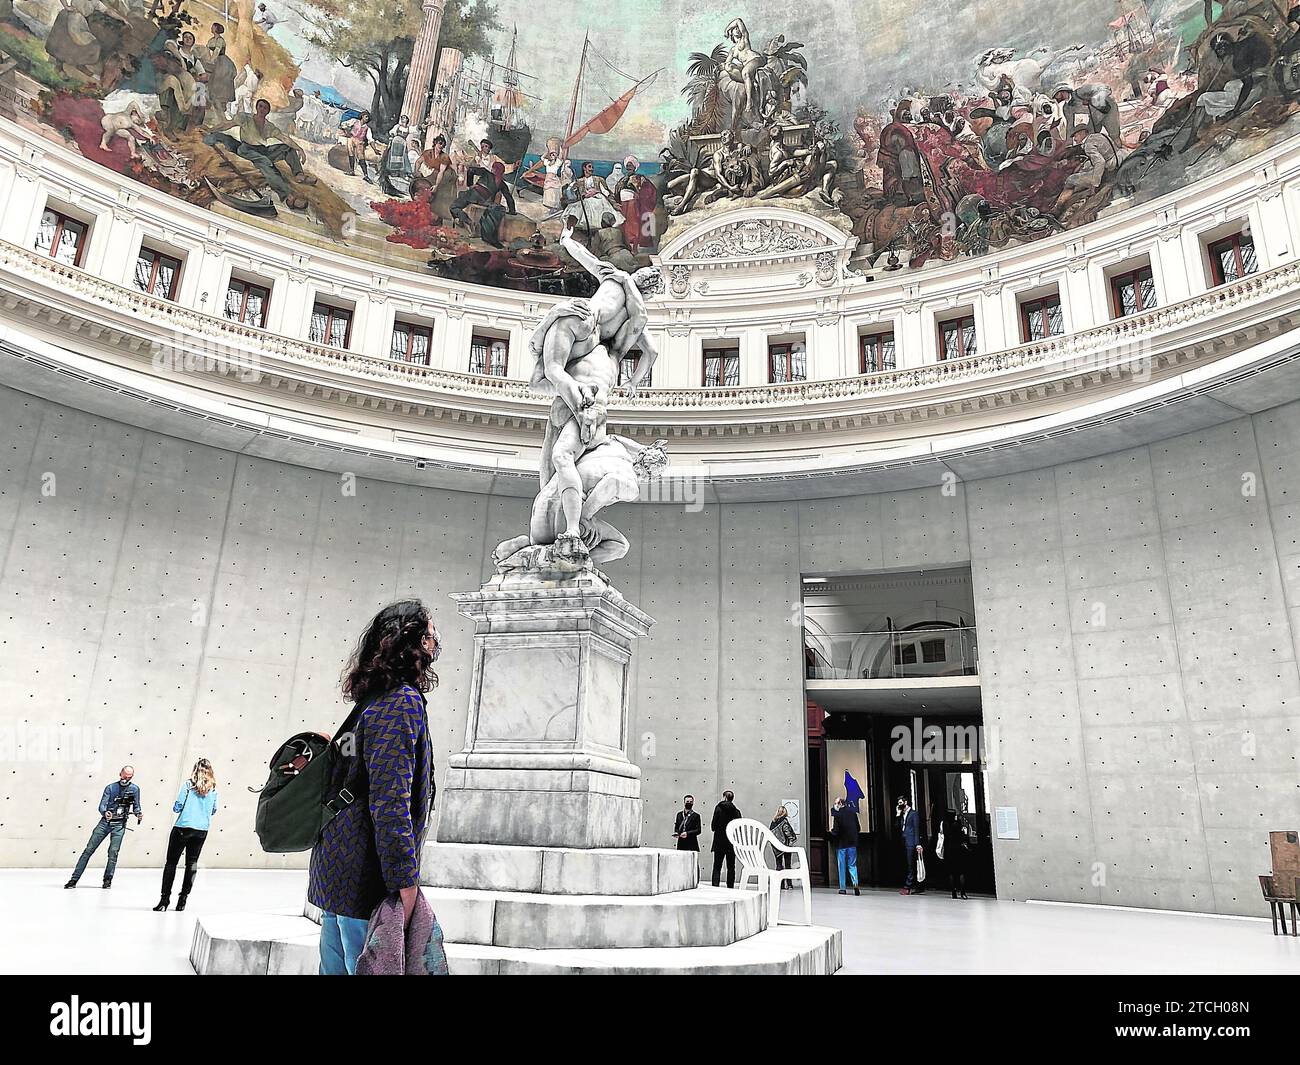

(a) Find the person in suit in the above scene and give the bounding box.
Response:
[710,790,742,888]
[897,795,926,895]
[673,795,701,852]
[830,796,861,896]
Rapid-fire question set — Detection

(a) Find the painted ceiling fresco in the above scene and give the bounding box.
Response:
[2,1,1299,296]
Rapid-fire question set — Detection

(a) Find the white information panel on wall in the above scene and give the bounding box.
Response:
[995,806,1020,840]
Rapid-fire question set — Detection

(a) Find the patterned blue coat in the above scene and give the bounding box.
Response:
[307,684,435,920]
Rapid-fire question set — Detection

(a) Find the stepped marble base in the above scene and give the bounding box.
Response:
[420,842,699,895]
[191,903,843,975]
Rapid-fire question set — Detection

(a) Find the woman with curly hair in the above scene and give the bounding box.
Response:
[153,758,218,912]
[308,600,439,975]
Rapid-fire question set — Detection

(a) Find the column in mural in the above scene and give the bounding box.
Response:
[428,47,464,144]
[401,0,448,129]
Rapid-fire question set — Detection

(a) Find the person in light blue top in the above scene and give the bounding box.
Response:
[153,759,218,912]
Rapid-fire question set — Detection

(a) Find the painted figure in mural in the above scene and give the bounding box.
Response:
[757,136,837,203]
[204,98,316,210]
[99,104,152,158]
[380,114,415,189]
[450,161,517,246]
[666,130,742,214]
[270,88,308,137]
[205,23,238,123]
[723,17,766,132]
[341,110,379,183]
[537,138,565,211]
[514,220,661,561]
[231,66,262,118]
[156,31,208,133]
[566,161,625,229]
[412,134,457,218]
[44,0,128,81]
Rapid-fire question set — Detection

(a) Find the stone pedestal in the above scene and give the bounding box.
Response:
[191,561,843,975]
[435,567,653,849]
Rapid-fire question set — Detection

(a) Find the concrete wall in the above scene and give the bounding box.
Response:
[1,382,1296,914]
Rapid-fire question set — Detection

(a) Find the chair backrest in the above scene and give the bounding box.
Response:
[727,818,774,869]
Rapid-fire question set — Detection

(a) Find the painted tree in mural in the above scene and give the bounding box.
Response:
[296,0,500,130]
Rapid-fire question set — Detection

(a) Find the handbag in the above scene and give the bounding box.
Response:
[936,824,946,860]
[915,850,927,883]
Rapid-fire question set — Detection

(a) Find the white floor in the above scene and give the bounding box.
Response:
[5,869,1297,975]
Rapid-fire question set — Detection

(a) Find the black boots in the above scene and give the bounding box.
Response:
[153,896,169,911]
[102,880,112,889]
[854,886,860,896]
[176,864,197,910]
[64,880,76,889]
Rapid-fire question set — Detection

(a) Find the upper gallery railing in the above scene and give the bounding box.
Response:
[2,236,1297,411]
[806,626,979,681]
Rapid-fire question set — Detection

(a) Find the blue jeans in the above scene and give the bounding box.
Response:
[836,845,859,889]
[319,911,369,975]
[71,819,126,883]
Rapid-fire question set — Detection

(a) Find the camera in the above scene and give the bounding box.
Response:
[106,788,135,823]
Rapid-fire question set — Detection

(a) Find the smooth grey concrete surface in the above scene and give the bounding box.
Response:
[4,870,1293,975]
[2,383,1298,915]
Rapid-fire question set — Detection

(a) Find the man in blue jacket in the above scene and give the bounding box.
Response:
[66,766,143,889]
[897,795,926,895]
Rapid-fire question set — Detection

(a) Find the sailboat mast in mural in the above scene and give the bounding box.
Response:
[516,31,661,198]
[563,33,661,160]
[449,26,537,165]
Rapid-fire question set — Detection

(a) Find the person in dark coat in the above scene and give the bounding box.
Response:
[829,796,861,896]
[710,790,742,888]
[673,795,702,852]
[308,600,440,976]
[769,804,798,888]
[897,795,926,895]
[940,808,971,899]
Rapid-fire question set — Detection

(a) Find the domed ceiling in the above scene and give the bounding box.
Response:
[3,0,1298,293]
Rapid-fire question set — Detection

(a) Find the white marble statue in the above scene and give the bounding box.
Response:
[492,222,666,573]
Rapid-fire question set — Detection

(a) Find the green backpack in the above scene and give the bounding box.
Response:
[252,701,367,853]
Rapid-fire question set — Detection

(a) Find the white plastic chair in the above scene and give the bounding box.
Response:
[726,817,812,926]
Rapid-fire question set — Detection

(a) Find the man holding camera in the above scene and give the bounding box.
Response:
[65,766,142,889]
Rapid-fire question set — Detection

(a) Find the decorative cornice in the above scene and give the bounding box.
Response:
[1,239,1296,438]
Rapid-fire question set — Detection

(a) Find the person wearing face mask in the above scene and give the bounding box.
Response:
[673,795,701,853]
[66,766,142,889]
[153,758,219,912]
[897,795,926,895]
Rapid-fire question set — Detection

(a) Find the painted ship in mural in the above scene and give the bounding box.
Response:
[453,26,536,166]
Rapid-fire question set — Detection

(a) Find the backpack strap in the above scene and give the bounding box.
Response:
[322,700,368,817]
